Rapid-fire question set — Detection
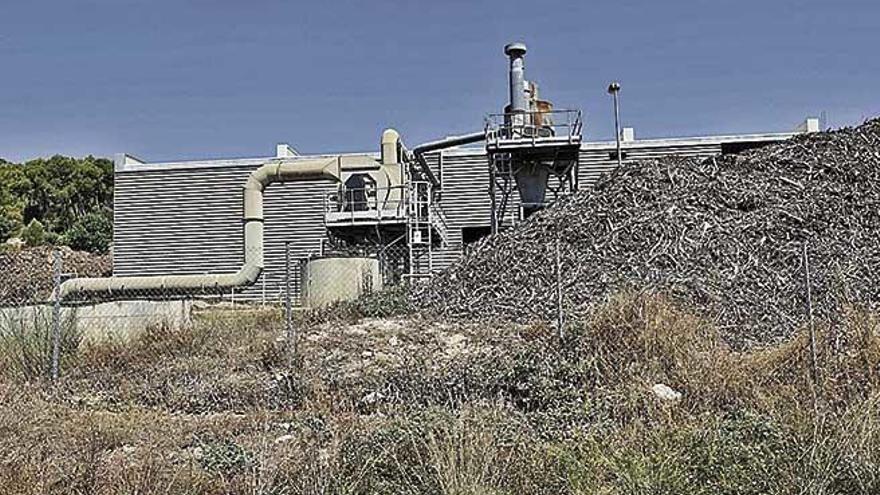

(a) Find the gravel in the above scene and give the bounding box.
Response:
[416,118,880,348]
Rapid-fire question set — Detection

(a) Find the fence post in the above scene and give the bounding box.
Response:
[51,249,62,381]
[556,233,564,340]
[803,242,820,409]
[285,241,295,367]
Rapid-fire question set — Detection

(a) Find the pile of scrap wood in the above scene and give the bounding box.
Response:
[0,246,111,304]
[416,119,880,348]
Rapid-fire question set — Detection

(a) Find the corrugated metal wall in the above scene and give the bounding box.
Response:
[111,138,761,296]
[114,163,335,303]
[433,150,490,270]
[578,143,722,187]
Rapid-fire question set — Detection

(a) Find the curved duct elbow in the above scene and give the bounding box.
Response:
[381,128,401,165]
[57,156,342,301]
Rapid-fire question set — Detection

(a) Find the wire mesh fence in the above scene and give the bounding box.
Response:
[0,241,416,383]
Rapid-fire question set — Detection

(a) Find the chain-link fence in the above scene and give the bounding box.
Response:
[0,247,87,381]
[0,241,416,383]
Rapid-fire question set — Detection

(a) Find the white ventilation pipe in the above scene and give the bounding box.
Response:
[57,156,342,300]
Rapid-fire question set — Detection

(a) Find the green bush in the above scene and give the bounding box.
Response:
[303,285,415,326]
[351,284,414,318]
[0,155,113,250]
[62,208,113,253]
[195,438,254,476]
[0,205,23,243]
[20,219,46,247]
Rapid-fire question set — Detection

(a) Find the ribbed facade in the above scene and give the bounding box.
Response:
[114,162,336,304]
[112,132,793,302]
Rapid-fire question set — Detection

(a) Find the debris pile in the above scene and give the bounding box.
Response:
[0,246,112,304]
[416,119,880,348]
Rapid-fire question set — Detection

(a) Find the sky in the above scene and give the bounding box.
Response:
[0,0,877,163]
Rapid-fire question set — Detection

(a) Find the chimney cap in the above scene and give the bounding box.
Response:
[504,42,527,57]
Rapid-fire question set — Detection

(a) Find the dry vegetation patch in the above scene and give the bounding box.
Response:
[2,292,880,493]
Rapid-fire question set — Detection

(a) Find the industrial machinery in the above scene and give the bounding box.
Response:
[58,41,581,303]
[320,129,450,282]
[486,42,582,232]
[320,41,583,280]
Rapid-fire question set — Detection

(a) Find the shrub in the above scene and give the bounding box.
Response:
[0,205,23,243]
[0,305,81,381]
[195,437,254,476]
[302,284,415,326]
[62,208,113,253]
[20,219,46,247]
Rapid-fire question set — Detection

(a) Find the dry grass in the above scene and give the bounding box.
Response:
[1,292,879,494]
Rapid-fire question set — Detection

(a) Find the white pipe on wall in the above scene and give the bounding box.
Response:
[57,157,343,300]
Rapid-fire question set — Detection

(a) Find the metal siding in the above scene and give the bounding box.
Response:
[113,167,248,277]
[112,135,782,288]
[578,143,722,188]
[113,165,332,303]
[262,177,337,304]
[435,151,492,229]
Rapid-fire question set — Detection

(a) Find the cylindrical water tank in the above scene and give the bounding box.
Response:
[304,256,382,308]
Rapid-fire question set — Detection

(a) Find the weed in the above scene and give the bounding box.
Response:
[0,304,80,381]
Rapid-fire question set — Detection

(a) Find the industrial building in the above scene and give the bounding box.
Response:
[67,43,820,306]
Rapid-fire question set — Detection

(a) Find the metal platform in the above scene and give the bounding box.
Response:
[323,182,448,279]
[485,109,583,232]
[485,109,582,152]
[324,209,408,225]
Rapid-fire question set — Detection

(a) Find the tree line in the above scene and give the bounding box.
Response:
[0,155,113,253]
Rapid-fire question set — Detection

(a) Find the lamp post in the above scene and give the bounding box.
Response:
[607,81,622,168]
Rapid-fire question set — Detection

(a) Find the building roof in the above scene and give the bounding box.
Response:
[115,128,807,173]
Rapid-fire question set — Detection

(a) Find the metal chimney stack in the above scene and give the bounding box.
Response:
[487,42,583,231]
[504,42,528,114]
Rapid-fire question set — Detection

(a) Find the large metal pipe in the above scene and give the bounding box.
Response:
[410,131,485,186]
[412,131,485,156]
[504,42,528,113]
[57,157,342,300]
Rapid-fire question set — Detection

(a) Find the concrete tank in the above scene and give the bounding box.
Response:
[305,256,382,308]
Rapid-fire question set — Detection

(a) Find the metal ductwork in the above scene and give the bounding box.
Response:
[505,42,528,114]
[503,41,549,217]
[57,157,343,300]
[514,164,550,211]
[412,132,485,156]
[410,131,485,185]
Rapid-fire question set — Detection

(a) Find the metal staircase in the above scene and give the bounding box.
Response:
[404,181,446,279]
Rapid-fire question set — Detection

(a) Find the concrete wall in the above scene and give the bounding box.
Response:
[0,300,193,345]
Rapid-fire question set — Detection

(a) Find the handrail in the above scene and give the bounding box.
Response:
[429,200,450,246]
[485,109,582,147]
[323,181,440,225]
[324,184,409,217]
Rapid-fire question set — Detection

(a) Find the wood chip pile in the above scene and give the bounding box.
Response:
[416,119,880,348]
[0,246,112,304]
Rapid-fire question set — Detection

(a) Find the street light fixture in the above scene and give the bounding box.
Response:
[607,81,622,168]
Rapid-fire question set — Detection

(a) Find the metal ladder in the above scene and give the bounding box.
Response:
[405,181,434,280]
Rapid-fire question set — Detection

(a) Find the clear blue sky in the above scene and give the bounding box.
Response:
[1,0,877,163]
